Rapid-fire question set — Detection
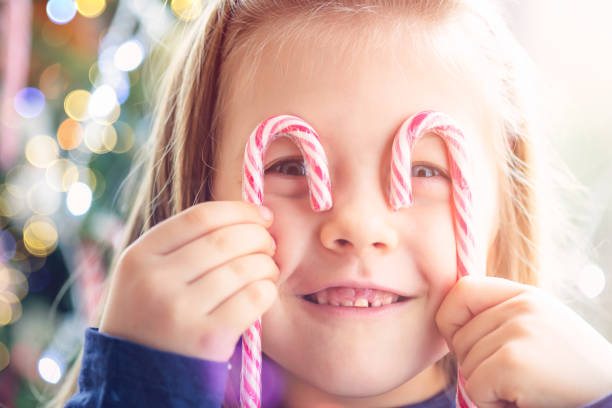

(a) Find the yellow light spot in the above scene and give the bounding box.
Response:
[91,168,106,200]
[23,217,58,257]
[46,159,78,192]
[84,123,117,153]
[112,121,135,153]
[57,118,83,150]
[0,184,25,218]
[64,90,91,122]
[88,63,99,86]
[170,0,202,21]
[0,291,21,326]
[25,135,59,168]
[0,267,28,300]
[27,182,61,215]
[75,0,106,18]
[0,342,9,370]
[77,166,97,192]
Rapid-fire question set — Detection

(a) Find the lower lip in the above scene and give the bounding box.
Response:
[297,296,414,318]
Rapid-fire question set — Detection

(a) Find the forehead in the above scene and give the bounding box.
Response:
[218,14,499,162]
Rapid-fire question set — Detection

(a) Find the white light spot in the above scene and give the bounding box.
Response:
[66,182,92,216]
[578,263,606,299]
[38,356,62,384]
[88,85,118,119]
[114,40,145,72]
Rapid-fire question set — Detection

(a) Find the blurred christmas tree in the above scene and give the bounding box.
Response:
[0,0,200,406]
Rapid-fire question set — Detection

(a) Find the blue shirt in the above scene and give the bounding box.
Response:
[65,328,612,407]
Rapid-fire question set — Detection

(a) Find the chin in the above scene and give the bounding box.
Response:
[309,364,420,397]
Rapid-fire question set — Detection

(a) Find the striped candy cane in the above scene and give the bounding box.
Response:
[241,114,332,408]
[390,110,478,408]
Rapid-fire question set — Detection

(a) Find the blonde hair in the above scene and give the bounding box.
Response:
[46,0,552,405]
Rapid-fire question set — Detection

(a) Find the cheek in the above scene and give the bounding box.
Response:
[263,195,315,279]
[406,202,458,298]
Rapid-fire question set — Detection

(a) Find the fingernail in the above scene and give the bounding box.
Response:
[260,206,273,221]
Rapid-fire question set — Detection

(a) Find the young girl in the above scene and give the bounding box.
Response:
[50,0,612,407]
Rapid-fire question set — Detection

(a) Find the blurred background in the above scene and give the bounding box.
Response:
[0,0,610,406]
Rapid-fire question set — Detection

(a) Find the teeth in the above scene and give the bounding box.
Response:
[354,298,368,308]
[315,290,328,304]
[382,294,398,305]
[305,289,406,308]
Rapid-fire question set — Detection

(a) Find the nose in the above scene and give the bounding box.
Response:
[319,194,399,256]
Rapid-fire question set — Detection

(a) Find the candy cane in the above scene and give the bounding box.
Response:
[241,114,332,408]
[390,110,478,408]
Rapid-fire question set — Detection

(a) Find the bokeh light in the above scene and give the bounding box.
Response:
[57,118,84,150]
[38,354,63,384]
[88,85,120,122]
[23,217,58,257]
[27,182,61,216]
[170,0,202,21]
[84,122,117,153]
[0,230,17,262]
[88,63,100,86]
[46,159,79,192]
[64,89,91,121]
[0,184,25,218]
[66,182,92,216]
[114,40,145,72]
[46,0,77,25]
[76,166,97,191]
[104,71,131,105]
[14,88,46,119]
[91,168,106,200]
[0,291,22,326]
[112,121,135,153]
[0,267,29,300]
[11,252,45,275]
[25,135,59,168]
[579,263,606,299]
[75,0,106,18]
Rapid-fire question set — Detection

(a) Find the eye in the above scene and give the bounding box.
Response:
[264,158,307,177]
[411,164,442,178]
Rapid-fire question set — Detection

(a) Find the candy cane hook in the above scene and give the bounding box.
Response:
[241,114,332,407]
[390,110,479,408]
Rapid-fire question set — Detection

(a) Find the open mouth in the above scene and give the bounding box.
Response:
[301,287,409,308]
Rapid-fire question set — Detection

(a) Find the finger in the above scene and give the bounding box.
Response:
[186,253,280,313]
[460,320,521,380]
[163,223,276,282]
[208,279,279,339]
[435,276,529,350]
[465,344,525,408]
[452,292,533,364]
[139,201,273,254]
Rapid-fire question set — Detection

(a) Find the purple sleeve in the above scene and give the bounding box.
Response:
[582,391,612,408]
[64,327,230,407]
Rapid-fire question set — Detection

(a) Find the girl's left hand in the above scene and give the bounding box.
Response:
[435,275,612,408]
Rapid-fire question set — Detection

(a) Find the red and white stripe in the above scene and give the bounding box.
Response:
[241,114,332,407]
[390,110,478,408]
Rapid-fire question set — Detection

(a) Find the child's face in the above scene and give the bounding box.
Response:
[213,19,500,403]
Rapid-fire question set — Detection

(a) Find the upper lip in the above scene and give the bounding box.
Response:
[297,279,414,298]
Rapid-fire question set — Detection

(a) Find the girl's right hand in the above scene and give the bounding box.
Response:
[98,201,279,362]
